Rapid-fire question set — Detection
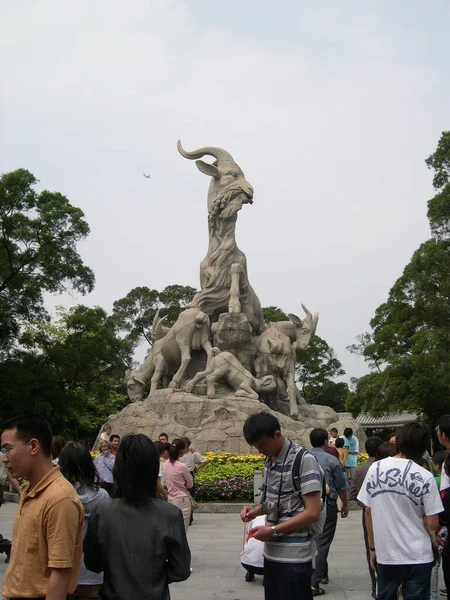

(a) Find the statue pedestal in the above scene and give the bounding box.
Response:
[212,312,254,370]
[107,389,354,454]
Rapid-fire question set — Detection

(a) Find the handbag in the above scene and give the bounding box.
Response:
[186,491,199,511]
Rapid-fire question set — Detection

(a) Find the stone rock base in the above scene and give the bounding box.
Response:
[107,390,366,453]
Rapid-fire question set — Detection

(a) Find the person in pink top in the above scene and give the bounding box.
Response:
[164,439,194,531]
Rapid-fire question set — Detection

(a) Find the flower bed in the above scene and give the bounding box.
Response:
[357,453,369,466]
[195,452,264,502]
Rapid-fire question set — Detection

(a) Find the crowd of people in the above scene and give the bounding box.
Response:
[0,417,208,599]
[240,414,450,600]
[0,412,449,600]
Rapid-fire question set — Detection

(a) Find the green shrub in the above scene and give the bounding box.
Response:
[195,452,264,502]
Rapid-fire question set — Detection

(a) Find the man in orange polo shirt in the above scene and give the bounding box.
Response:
[1,415,83,600]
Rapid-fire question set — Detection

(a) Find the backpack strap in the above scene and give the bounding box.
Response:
[291,447,326,503]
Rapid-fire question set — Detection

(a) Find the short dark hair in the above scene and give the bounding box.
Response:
[1,415,53,457]
[113,434,159,506]
[51,435,66,460]
[154,441,170,456]
[432,450,446,470]
[375,442,397,461]
[59,441,99,493]
[159,432,169,440]
[335,437,344,448]
[396,422,429,461]
[438,415,450,439]
[181,436,191,447]
[109,434,120,442]
[310,428,328,448]
[343,427,353,438]
[330,428,338,434]
[365,436,384,458]
[169,439,186,463]
[243,412,281,445]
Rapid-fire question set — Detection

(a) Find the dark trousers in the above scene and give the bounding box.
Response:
[311,499,338,587]
[376,562,433,600]
[362,509,377,594]
[264,557,313,600]
[443,553,450,597]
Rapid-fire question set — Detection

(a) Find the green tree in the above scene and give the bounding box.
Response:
[111,286,159,347]
[262,306,288,323]
[0,169,94,357]
[347,132,450,424]
[111,284,197,348]
[295,335,346,405]
[0,305,133,440]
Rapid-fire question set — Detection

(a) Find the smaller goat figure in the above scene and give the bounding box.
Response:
[183,347,276,400]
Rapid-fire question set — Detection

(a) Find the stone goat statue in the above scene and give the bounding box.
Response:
[271,304,319,350]
[255,326,299,418]
[125,308,213,402]
[183,347,276,400]
[177,140,265,333]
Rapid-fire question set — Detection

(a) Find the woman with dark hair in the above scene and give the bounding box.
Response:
[51,434,66,465]
[163,439,193,532]
[60,442,108,599]
[375,442,397,461]
[84,434,191,599]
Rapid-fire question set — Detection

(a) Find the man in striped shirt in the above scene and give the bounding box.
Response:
[241,412,322,600]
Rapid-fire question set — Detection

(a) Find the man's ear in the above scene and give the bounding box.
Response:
[29,438,39,456]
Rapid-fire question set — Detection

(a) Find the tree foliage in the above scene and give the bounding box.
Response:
[347,132,450,424]
[0,169,94,356]
[111,284,197,348]
[0,306,133,439]
[262,306,288,323]
[295,335,347,410]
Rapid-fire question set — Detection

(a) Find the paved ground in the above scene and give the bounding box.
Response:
[0,502,382,599]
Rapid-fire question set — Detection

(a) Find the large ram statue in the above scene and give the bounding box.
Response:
[255,305,319,418]
[177,141,265,334]
[125,308,213,402]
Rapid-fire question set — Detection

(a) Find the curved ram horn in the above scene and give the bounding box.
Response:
[301,303,313,320]
[177,140,234,163]
[151,309,168,341]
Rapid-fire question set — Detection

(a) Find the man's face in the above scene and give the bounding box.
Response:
[159,435,168,443]
[183,445,190,455]
[252,432,284,458]
[1,428,33,480]
[111,438,120,450]
[437,426,449,448]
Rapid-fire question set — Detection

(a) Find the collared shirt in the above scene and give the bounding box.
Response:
[349,457,375,501]
[311,447,347,500]
[164,460,193,500]
[344,435,359,468]
[181,451,205,473]
[93,451,115,483]
[2,466,84,598]
[262,439,322,564]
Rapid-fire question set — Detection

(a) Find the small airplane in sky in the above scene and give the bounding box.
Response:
[143,173,151,179]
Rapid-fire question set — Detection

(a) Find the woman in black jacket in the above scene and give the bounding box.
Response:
[84,434,191,600]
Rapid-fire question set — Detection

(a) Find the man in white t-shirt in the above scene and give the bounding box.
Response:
[358,422,443,600]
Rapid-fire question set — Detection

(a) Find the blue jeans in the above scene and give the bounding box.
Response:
[376,562,433,600]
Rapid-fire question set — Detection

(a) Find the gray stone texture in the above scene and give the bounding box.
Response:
[108,390,366,453]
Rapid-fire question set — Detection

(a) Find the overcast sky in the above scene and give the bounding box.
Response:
[1,0,449,381]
